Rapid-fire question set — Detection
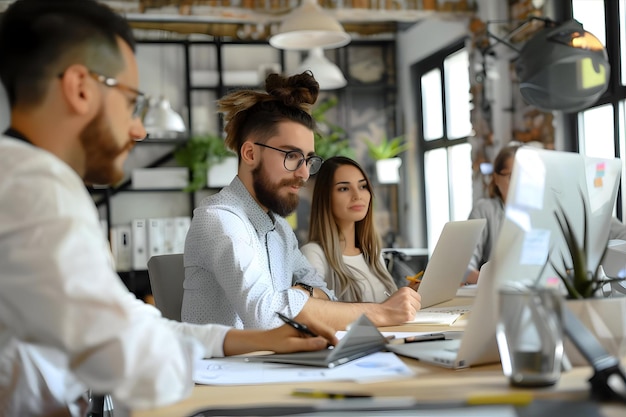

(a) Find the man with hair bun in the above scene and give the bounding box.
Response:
[182,71,422,331]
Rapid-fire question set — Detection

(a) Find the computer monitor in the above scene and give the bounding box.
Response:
[490,147,621,288]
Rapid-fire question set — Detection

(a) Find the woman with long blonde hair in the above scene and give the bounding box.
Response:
[301,156,397,302]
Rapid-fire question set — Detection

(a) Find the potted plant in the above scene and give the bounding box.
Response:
[174,133,236,192]
[551,196,626,365]
[551,197,624,299]
[360,124,409,184]
[362,133,409,162]
[312,97,354,161]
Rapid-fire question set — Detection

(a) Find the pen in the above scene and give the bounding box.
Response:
[276,312,318,337]
[292,388,372,399]
[466,392,533,406]
[406,270,424,283]
[384,291,392,297]
[387,333,446,345]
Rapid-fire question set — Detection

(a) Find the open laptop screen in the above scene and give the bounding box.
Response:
[492,147,621,288]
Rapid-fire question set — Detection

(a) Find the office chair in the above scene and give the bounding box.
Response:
[147,253,185,321]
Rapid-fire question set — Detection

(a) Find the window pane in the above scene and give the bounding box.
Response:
[572,0,606,47]
[444,49,472,139]
[621,0,626,85]
[578,104,615,158]
[421,69,443,141]
[449,143,473,220]
[424,148,450,254]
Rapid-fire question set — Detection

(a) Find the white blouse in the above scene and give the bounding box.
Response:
[301,242,390,303]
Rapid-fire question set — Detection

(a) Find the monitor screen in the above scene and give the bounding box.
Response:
[489,147,621,289]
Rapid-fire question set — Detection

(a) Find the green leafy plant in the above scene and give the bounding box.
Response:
[359,123,409,161]
[174,134,235,192]
[312,97,354,161]
[551,194,623,299]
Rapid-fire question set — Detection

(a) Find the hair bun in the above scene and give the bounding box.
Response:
[265,71,319,110]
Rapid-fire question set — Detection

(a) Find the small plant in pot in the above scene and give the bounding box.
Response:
[550,194,626,366]
[362,133,409,161]
[174,133,235,192]
[359,123,409,184]
[551,196,625,299]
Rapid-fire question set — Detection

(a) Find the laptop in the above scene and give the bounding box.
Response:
[416,219,486,308]
[388,149,622,369]
[387,260,501,369]
[244,314,387,368]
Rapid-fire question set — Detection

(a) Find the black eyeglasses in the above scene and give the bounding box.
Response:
[254,142,323,175]
[87,71,147,119]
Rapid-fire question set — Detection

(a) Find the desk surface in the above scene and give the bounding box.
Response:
[132,319,625,417]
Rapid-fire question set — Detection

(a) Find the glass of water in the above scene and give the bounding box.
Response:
[496,286,564,387]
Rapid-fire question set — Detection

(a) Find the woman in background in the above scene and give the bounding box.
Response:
[301,156,399,302]
[467,143,626,284]
[465,143,521,284]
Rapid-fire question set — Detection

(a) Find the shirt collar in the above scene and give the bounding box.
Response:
[4,128,32,145]
[230,176,276,234]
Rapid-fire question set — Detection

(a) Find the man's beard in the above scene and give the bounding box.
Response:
[80,109,135,185]
[252,161,305,217]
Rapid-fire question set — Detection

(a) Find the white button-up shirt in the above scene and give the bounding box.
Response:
[0,136,231,416]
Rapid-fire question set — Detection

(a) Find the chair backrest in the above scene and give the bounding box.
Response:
[147,253,185,321]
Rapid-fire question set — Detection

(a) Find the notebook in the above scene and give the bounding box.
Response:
[416,219,486,309]
[387,260,501,369]
[244,314,387,368]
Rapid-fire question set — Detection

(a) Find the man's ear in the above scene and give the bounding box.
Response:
[58,65,95,117]
[240,141,257,167]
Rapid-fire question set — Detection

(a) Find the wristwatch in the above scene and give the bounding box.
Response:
[294,282,314,297]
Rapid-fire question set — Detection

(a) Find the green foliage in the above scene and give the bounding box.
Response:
[551,193,623,299]
[312,97,354,161]
[362,133,409,161]
[356,122,409,161]
[174,134,235,192]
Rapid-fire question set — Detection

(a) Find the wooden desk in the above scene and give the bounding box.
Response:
[132,359,624,417]
[132,318,625,417]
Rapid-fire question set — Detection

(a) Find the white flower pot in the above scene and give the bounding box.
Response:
[564,297,626,366]
[375,157,402,184]
[207,157,238,188]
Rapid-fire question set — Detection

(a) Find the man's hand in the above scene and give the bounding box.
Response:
[377,286,421,326]
[222,322,338,356]
[264,323,338,353]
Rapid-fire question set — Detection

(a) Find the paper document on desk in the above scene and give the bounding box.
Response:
[193,352,413,385]
[407,305,471,325]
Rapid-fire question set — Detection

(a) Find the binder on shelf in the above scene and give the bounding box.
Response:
[111,225,132,272]
[147,218,166,259]
[131,218,148,271]
[162,217,176,255]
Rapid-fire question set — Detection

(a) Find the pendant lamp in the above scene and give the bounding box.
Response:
[515,19,609,113]
[269,0,350,50]
[296,48,347,90]
[143,95,186,137]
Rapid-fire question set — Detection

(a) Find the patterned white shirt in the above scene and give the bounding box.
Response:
[182,176,336,329]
